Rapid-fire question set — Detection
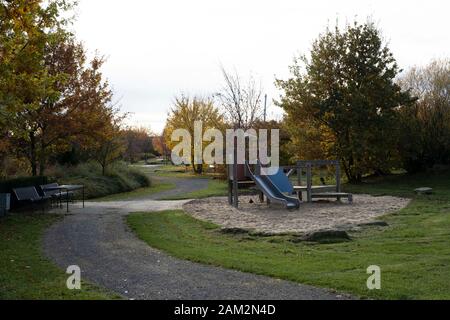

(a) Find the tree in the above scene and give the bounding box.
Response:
[0,130,10,178]
[92,134,126,176]
[398,59,450,172]
[0,1,125,178]
[1,1,118,176]
[216,67,264,129]
[252,119,292,166]
[164,95,224,173]
[10,38,116,176]
[122,127,154,163]
[276,21,414,182]
[90,116,126,176]
[0,0,74,127]
[152,135,170,162]
[0,0,73,176]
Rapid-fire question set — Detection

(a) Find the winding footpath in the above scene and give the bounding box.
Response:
[43,175,350,300]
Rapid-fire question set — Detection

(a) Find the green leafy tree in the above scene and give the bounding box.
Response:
[276,21,414,182]
[0,0,74,126]
[90,112,127,176]
[0,0,77,175]
[9,38,117,176]
[1,1,120,176]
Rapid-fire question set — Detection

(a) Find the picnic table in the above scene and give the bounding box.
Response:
[43,185,85,213]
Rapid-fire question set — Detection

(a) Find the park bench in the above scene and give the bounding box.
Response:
[305,191,353,204]
[40,183,74,207]
[13,186,51,213]
[293,186,353,203]
[289,160,353,203]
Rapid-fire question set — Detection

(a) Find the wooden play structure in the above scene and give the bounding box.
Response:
[287,160,353,204]
[228,159,353,209]
[227,132,253,208]
[226,124,352,209]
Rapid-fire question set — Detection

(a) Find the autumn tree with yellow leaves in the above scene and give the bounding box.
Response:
[164,96,225,174]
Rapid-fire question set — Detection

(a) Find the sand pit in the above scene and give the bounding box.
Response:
[183,195,410,235]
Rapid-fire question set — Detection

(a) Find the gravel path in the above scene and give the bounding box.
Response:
[144,176,210,200]
[129,165,210,201]
[43,200,350,300]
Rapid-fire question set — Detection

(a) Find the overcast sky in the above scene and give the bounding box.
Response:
[73,0,449,133]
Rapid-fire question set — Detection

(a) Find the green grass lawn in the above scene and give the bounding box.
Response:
[344,170,450,200]
[128,171,450,300]
[159,178,255,200]
[153,165,200,178]
[0,214,117,300]
[160,179,229,200]
[93,179,175,202]
[153,165,222,179]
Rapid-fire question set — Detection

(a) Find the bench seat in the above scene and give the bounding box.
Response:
[310,192,353,203]
[13,187,51,213]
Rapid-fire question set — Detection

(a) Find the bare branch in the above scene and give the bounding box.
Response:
[216,66,264,129]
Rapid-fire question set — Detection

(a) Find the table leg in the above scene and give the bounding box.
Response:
[67,190,69,213]
[83,186,85,208]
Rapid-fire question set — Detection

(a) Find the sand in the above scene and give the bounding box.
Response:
[183,195,410,234]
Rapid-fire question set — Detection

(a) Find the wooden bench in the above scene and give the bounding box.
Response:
[293,186,353,203]
[13,187,51,213]
[309,192,353,204]
[294,185,336,192]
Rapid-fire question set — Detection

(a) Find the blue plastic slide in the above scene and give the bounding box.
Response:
[246,163,300,210]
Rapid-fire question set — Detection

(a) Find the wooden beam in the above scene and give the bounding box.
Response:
[306,163,313,203]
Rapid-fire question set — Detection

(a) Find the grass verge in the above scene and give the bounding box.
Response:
[0,214,117,300]
[160,179,229,200]
[49,162,151,200]
[153,165,222,179]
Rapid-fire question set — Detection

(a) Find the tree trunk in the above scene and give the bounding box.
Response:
[39,162,45,176]
[39,143,46,176]
[29,132,38,176]
[341,157,362,184]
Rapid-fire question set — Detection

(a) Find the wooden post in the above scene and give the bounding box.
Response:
[336,161,342,202]
[297,164,302,186]
[297,163,303,202]
[307,163,313,203]
[233,138,239,208]
[228,165,233,205]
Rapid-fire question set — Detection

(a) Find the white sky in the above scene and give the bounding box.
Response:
[73,0,450,133]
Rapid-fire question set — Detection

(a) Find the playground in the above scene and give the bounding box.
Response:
[178,156,409,237]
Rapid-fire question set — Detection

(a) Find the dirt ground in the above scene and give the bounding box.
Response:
[183,195,410,234]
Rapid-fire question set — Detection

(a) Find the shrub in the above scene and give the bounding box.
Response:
[0,176,50,194]
[48,162,151,199]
